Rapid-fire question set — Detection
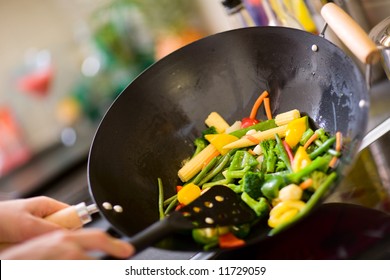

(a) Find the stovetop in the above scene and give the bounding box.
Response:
[1,80,390,260]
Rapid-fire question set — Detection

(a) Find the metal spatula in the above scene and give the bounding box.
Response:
[128,185,256,252]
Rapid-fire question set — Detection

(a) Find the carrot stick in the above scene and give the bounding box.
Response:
[328,156,338,168]
[249,90,269,120]
[299,178,313,190]
[202,150,220,168]
[335,131,342,151]
[245,134,261,144]
[264,97,273,120]
[329,131,342,168]
[303,133,318,150]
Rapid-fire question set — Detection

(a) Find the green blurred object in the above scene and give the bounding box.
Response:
[124,0,200,35]
[90,0,155,69]
[69,0,202,123]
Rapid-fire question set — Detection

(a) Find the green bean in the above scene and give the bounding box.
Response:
[309,136,336,159]
[229,119,277,138]
[163,194,177,207]
[275,133,293,173]
[199,153,231,186]
[327,149,341,157]
[158,178,165,220]
[164,197,178,215]
[314,139,323,146]
[269,171,337,236]
[299,128,314,146]
[315,128,328,142]
[191,156,220,185]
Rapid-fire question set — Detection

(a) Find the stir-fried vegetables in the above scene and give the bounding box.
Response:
[157,90,342,250]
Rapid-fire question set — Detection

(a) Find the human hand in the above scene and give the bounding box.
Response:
[0,196,69,243]
[0,228,134,259]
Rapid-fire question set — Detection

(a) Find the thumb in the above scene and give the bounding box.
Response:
[25,196,70,218]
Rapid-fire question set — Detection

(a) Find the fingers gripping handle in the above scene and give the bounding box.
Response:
[44,203,98,230]
[321,3,380,65]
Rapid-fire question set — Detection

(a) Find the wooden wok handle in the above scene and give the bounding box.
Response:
[44,202,98,230]
[321,3,380,64]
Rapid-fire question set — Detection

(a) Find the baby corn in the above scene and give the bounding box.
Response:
[223,125,288,150]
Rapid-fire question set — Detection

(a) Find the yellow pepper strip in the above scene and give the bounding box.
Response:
[292,146,312,172]
[285,116,308,148]
[177,183,201,205]
[223,125,288,150]
[205,134,239,155]
[268,200,306,228]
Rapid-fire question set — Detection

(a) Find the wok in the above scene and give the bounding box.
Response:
[50,4,383,252]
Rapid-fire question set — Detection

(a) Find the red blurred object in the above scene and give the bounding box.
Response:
[16,66,54,97]
[241,117,259,128]
[0,107,31,175]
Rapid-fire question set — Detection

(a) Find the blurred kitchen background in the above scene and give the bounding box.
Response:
[0,0,390,207]
[1,0,390,259]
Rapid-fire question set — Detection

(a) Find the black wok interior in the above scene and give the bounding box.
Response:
[88,26,369,251]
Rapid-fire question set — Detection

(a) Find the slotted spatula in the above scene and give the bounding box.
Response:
[124,185,257,252]
[44,185,257,253]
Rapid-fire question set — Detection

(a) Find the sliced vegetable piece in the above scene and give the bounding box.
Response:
[178,144,220,182]
[223,125,288,150]
[300,128,314,146]
[261,176,284,200]
[177,182,201,205]
[329,131,342,168]
[278,184,303,201]
[268,200,306,228]
[205,112,230,133]
[205,133,239,155]
[269,172,337,235]
[264,97,273,120]
[218,232,245,248]
[249,90,269,120]
[241,117,259,128]
[287,155,331,183]
[192,228,219,246]
[241,192,269,217]
[229,119,276,138]
[275,134,293,173]
[274,109,300,126]
[303,131,318,150]
[285,116,308,148]
[299,178,313,190]
[292,146,312,172]
[309,136,336,159]
[242,171,264,200]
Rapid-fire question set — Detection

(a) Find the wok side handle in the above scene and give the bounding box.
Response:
[321,3,380,65]
[127,218,175,253]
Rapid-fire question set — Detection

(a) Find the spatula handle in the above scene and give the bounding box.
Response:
[127,218,175,252]
[44,203,98,230]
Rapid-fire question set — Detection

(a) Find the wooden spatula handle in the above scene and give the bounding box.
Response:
[44,202,98,230]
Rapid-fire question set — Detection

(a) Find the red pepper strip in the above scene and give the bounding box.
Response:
[246,134,260,144]
[283,140,294,164]
[176,185,183,193]
[175,203,184,211]
[218,232,245,248]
